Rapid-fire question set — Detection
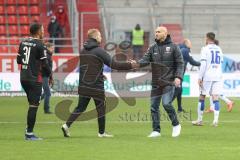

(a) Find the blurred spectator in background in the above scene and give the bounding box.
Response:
[41,42,54,114]
[55,4,67,37]
[131,24,145,60]
[48,15,63,53]
[174,39,200,113]
[47,0,55,16]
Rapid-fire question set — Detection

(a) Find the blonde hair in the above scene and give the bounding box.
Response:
[87,29,100,39]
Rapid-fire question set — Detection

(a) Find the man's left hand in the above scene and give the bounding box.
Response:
[49,76,54,88]
[174,78,181,87]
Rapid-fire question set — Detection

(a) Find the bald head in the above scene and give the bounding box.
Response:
[183,39,192,49]
[155,26,168,42]
[158,26,167,33]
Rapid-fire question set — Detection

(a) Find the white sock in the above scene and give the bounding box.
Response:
[209,96,214,110]
[219,95,231,104]
[213,110,220,123]
[198,101,204,121]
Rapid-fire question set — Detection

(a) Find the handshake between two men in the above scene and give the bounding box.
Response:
[127,59,181,88]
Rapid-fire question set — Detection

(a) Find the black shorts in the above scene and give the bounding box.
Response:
[21,81,42,106]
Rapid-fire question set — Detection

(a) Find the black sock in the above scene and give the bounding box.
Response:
[27,107,38,133]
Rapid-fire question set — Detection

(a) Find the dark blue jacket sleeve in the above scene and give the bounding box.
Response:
[182,48,200,66]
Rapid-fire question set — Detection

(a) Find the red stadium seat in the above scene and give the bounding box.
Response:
[9,36,20,44]
[9,46,18,53]
[20,25,29,35]
[6,0,17,5]
[18,6,28,15]
[7,6,16,14]
[8,26,18,35]
[0,46,8,53]
[0,25,6,35]
[19,16,30,24]
[31,16,40,22]
[0,6,4,14]
[0,0,4,5]
[0,36,7,45]
[30,6,40,14]
[8,16,18,24]
[30,0,39,5]
[18,0,29,5]
[0,16,6,24]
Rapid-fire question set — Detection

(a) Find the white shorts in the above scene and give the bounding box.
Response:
[199,81,221,95]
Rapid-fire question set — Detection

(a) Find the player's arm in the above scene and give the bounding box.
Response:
[220,48,224,64]
[173,45,184,80]
[49,73,54,87]
[42,59,52,76]
[188,56,201,66]
[199,61,206,79]
[16,43,22,64]
[137,45,153,67]
[184,48,200,66]
[39,45,52,76]
[97,48,132,70]
[198,47,207,82]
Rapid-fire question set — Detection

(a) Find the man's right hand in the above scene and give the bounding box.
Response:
[198,79,203,88]
[129,59,139,69]
[49,76,54,88]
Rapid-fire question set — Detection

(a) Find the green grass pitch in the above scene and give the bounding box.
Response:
[0,96,240,160]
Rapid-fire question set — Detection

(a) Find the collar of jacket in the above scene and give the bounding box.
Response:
[155,34,172,46]
[83,38,99,51]
[179,43,190,50]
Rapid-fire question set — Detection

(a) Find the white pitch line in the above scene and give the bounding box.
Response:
[0,120,240,124]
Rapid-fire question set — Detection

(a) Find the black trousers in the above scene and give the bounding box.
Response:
[173,82,183,111]
[66,95,106,134]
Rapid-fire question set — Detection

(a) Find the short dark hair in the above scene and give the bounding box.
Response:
[30,23,42,35]
[214,39,219,45]
[206,32,215,41]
